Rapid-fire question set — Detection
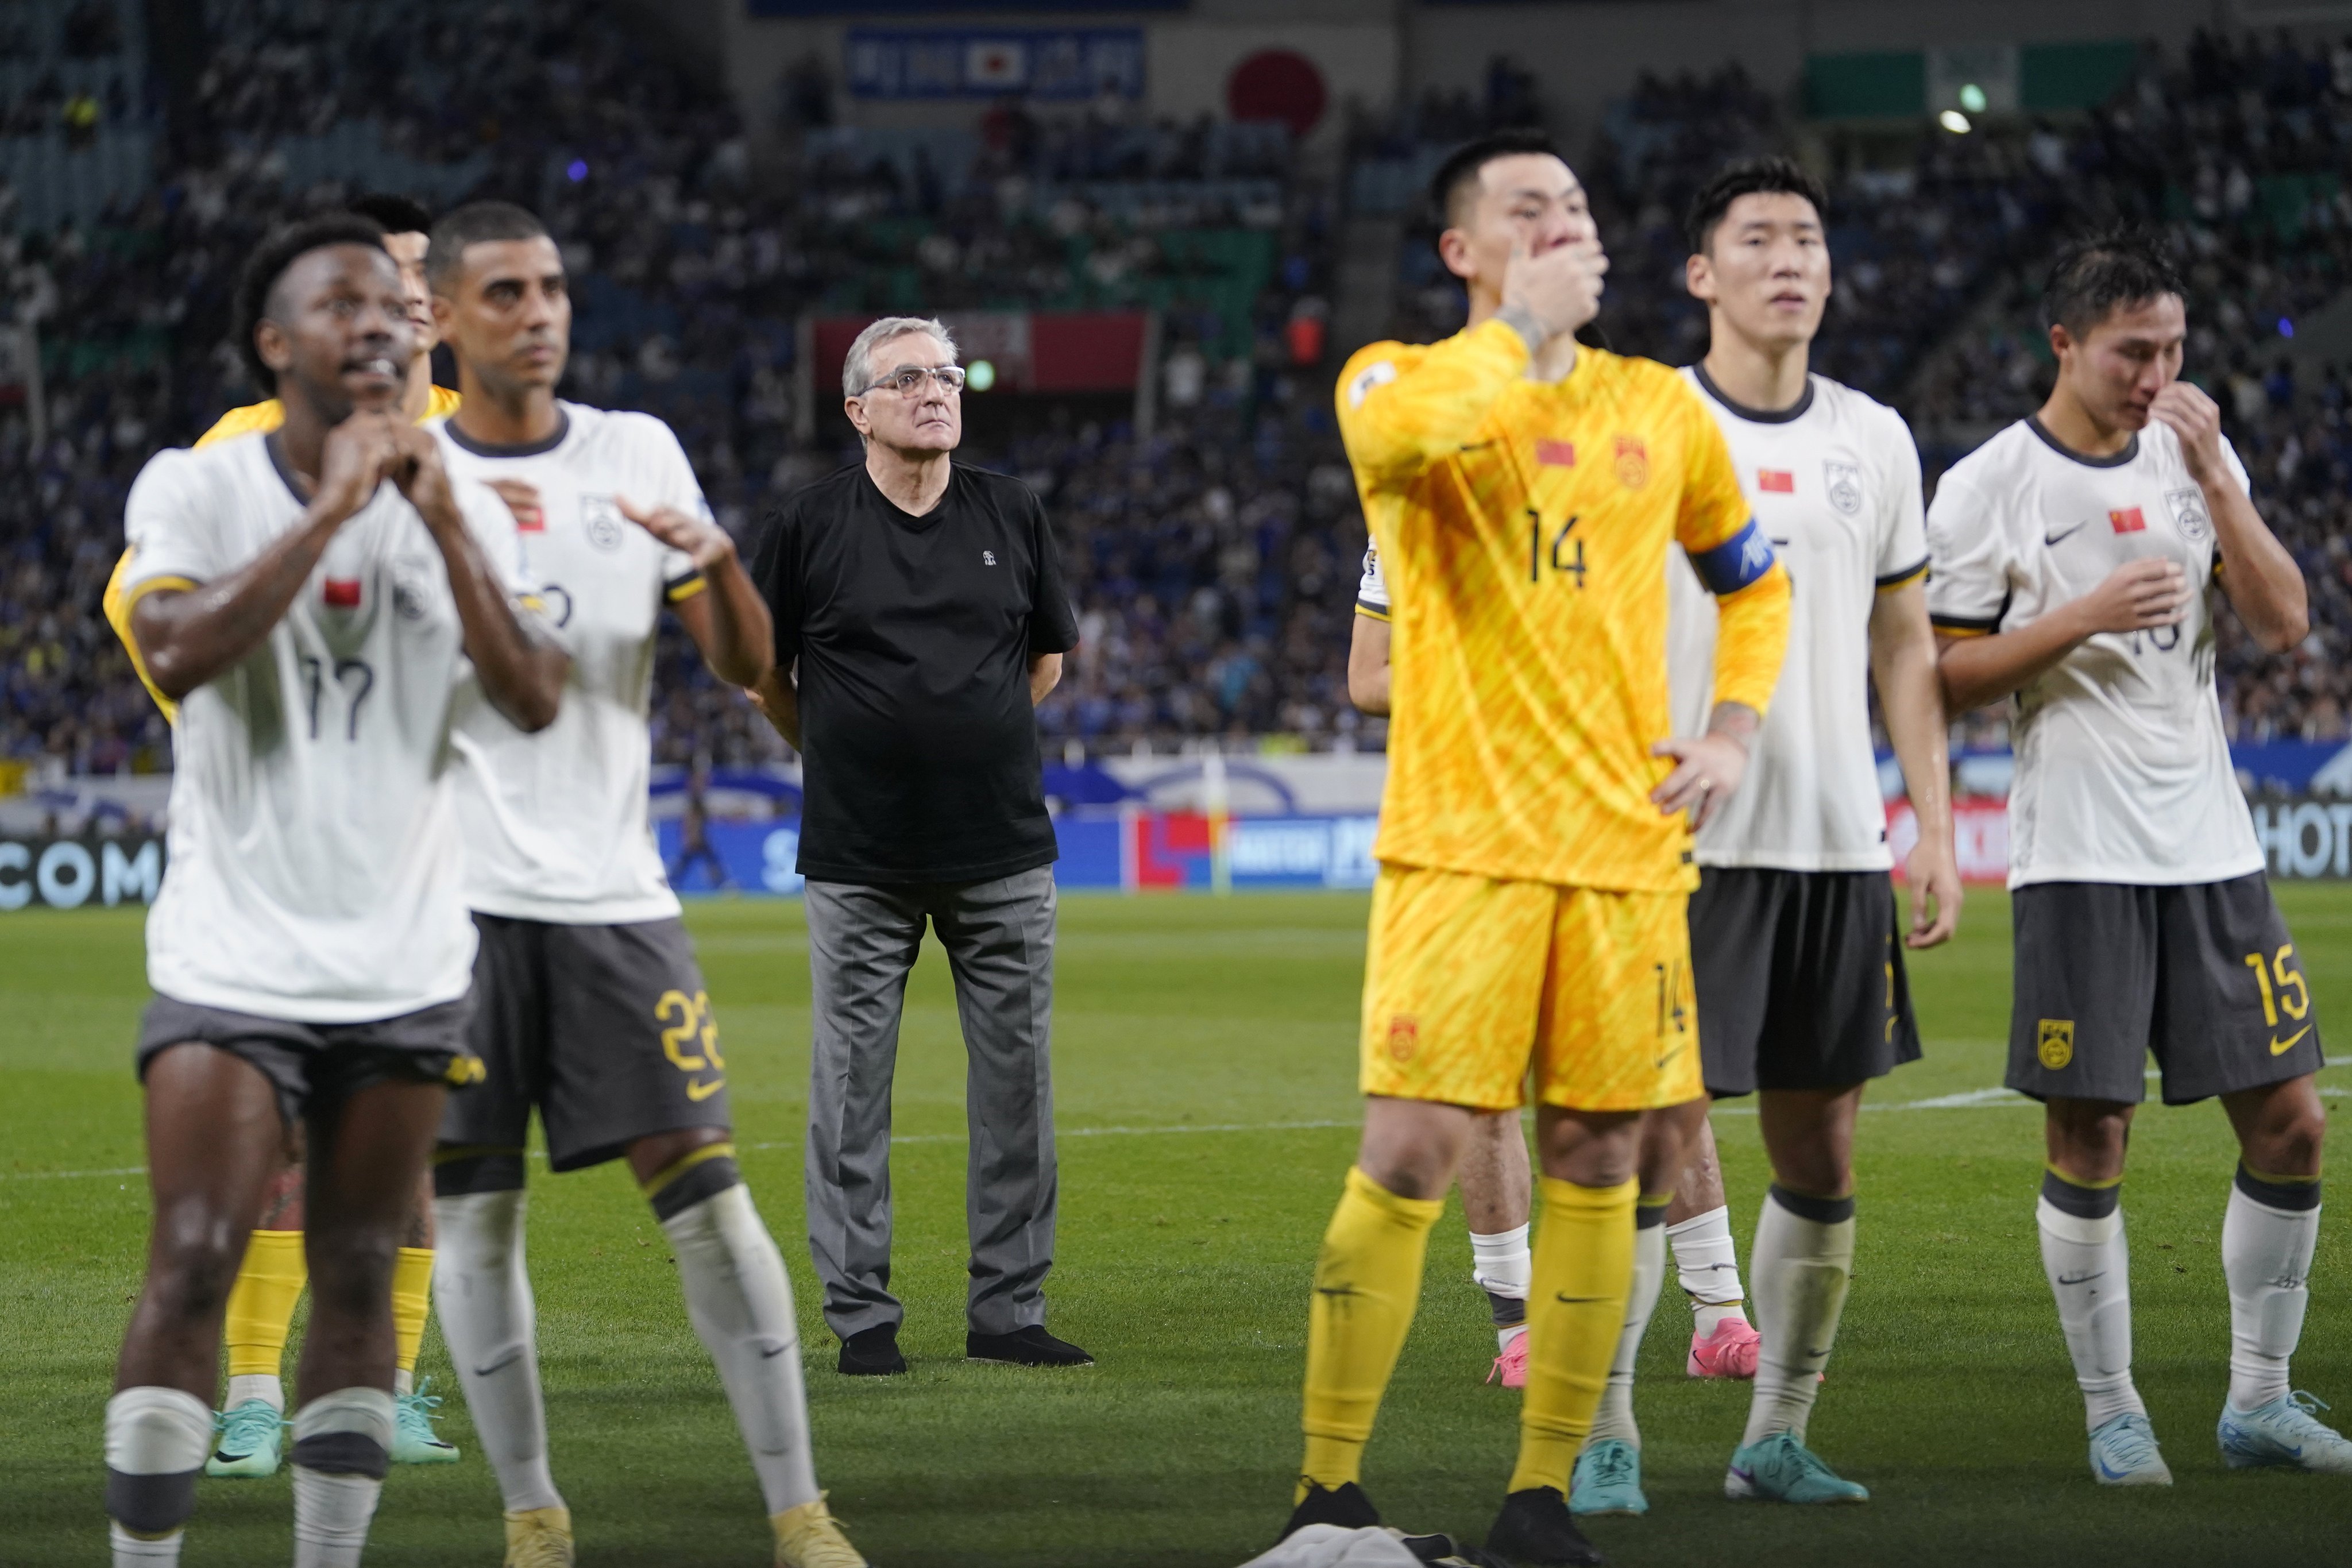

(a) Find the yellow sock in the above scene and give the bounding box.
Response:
[1509,1175,1638,1496]
[392,1246,435,1377]
[1299,1166,1444,1496]
[223,1229,307,1380]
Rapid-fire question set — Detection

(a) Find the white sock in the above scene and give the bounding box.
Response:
[1740,1188,1854,1448]
[432,1189,564,1513]
[225,1373,283,1413]
[105,1386,211,1565]
[110,1521,183,1565]
[393,1369,414,1397]
[2223,1173,2321,1412]
[1470,1222,1532,1351]
[1586,1216,1669,1449]
[289,1388,392,1568]
[2038,1193,2143,1431]
[1667,1204,1748,1333]
[662,1182,822,1515]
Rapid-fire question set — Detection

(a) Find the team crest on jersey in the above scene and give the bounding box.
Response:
[581,495,627,552]
[391,565,430,622]
[2037,1018,2074,1070]
[1387,1014,1419,1064]
[2166,486,2212,544]
[1823,460,1864,516]
[1613,435,1649,489]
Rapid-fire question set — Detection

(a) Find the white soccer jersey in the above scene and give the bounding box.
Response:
[1665,368,1929,871]
[1926,415,2261,889]
[436,401,708,925]
[118,431,528,1021]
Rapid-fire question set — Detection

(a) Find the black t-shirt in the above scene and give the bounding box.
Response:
[751,462,1080,886]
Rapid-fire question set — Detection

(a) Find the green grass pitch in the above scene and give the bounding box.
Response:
[7,886,2352,1566]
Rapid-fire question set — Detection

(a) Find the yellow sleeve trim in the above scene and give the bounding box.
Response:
[1353,602,1390,623]
[1874,560,1930,593]
[423,384,464,422]
[1930,620,1992,639]
[665,575,709,604]
[193,400,282,449]
[103,553,199,724]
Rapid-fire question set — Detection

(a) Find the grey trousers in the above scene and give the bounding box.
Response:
[802,864,1059,1341]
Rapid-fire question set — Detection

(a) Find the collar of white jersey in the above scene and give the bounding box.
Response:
[1690,362,1814,425]
[2023,413,2139,469]
[442,405,573,459]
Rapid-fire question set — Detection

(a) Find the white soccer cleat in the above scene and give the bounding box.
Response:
[2219,1391,2352,1474]
[2088,1412,2172,1486]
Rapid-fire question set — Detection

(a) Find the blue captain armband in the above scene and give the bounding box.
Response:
[1690,519,1777,596]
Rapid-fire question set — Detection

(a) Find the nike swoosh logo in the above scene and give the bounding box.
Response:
[2044,522,2087,547]
[2270,1025,2313,1056]
[472,1346,524,1377]
[687,1076,726,1100]
[1554,1293,1611,1304]
[1459,441,1496,453]
[757,1342,791,1360]
[2056,1271,2104,1287]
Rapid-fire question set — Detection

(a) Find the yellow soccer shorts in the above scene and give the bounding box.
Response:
[1360,863,1701,1113]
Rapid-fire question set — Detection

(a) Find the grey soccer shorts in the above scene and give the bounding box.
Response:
[137,992,481,1131]
[436,913,732,1180]
[1690,867,1922,1098]
[2006,874,2322,1105]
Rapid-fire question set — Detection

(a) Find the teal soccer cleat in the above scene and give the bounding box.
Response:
[1724,1431,1868,1504]
[2088,1412,2172,1485]
[391,1376,461,1465]
[204,1399,284,1479]
[2219,1391,2352,1474]
[1570,1438,1647,1516]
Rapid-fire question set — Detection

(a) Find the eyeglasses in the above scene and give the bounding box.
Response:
[861,365,966,396]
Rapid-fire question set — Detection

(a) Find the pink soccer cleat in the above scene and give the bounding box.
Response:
[1687,1316,1760,1379]
[1488,1329,1530,1389]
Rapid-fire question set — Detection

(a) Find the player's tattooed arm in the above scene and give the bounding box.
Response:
[1648,701,1758,829]
[619,494,775,688]
[130,411,400,698]
[388,424,569,731]
[750,661,802,752]
[2151,382,2308,652]
[1871,580,1961,947]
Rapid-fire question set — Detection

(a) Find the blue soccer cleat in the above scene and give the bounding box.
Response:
[1724,1431,1869,1504]
[1570,1438,1648,1516]
[2219,1391,2352,1474]
[204,1399,284,1479]
[391,1376,460,1465]
[2088,1412,2172,1486]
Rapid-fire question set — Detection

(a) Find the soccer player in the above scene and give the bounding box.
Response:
[1291,129,1790,1566]
[101,195,465,1480]
[1570,156,1964,1516]
[1348,555,1758,1397]
[419,201,865,1568]
[1929,229,2349,1485]
[105,215,562,1568]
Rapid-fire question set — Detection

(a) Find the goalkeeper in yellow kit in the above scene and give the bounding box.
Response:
[1283,131,1791,1566]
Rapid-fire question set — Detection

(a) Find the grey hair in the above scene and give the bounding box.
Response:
[843,315,958,398]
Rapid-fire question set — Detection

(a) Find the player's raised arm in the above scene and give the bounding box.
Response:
[2149,381,2308,652]
[389,422,569,731]
[620,492,775,688]
[131,412,399,698]
[1654,409,1791,827]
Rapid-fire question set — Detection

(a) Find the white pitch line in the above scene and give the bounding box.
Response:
[15,1072,2351,1184]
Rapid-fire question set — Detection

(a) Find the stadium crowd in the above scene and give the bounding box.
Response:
[5,7,2352,774]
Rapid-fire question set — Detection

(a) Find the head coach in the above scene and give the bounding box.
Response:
[747,315,1088,1377]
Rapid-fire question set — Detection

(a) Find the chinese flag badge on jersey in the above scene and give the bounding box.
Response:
[2109,507,2146,533]
[1536,439,1576,467]
[323,578,362,608]
[1759,469,1795,493]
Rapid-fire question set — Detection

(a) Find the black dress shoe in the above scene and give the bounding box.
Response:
[964,1324,1094,1366]
[837,1323,907,1376]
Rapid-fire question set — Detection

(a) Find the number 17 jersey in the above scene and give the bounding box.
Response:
[1926,416,2261,889]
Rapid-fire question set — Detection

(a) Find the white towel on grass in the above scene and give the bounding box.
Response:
[1236,1523,1425,1568]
